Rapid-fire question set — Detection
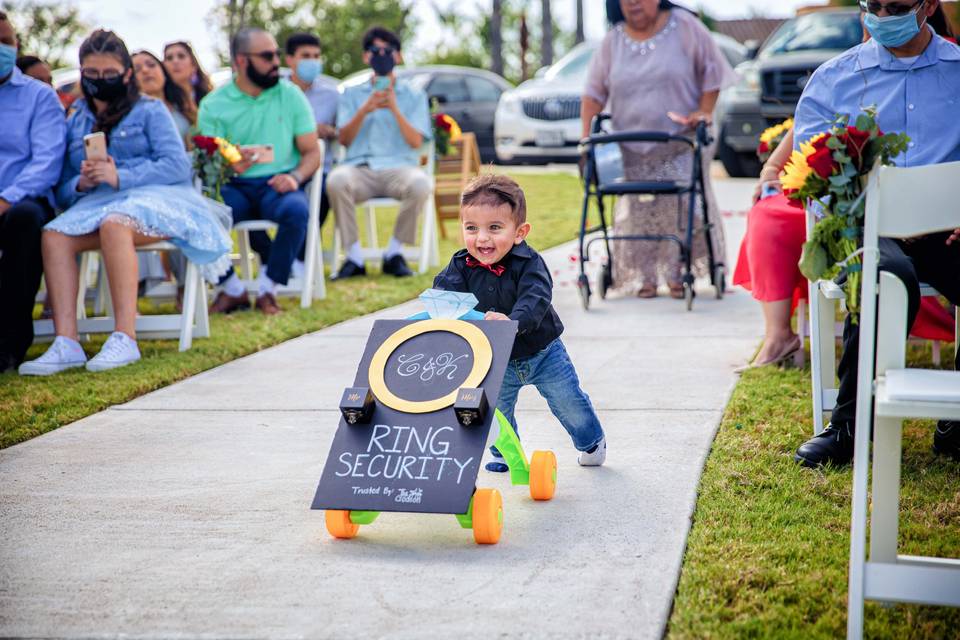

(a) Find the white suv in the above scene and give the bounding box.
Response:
[495,34,746,164]
[494,43,593,163]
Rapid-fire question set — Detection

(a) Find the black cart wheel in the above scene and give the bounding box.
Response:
[598,263,613,300]
[714,265,726,300]
[577,274,591,310]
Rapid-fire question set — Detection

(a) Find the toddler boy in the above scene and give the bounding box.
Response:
[433,174,606,471]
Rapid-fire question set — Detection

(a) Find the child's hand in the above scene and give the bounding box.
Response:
[484,311,510,321]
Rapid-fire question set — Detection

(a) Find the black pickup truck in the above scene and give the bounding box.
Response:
[716,9,863,177]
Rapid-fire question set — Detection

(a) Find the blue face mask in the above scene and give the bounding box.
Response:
[863,3,927,48]
[296,59,322,84]
[0,43,16,79]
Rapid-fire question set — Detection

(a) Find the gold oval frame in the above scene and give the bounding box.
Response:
[368,320,492,414]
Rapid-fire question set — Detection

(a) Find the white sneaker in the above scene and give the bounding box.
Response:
[578,437,607,467]
[18,336,88,376]
[86,332,141,372]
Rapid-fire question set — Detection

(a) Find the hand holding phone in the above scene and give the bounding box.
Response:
[373,75,391,91]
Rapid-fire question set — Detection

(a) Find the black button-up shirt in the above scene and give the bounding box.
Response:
[433,242,564,360]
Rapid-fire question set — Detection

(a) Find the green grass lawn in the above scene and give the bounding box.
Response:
[0,171,588,449]
[667,343,960,639]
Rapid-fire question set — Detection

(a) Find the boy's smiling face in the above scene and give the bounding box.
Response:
[461,203,531,265]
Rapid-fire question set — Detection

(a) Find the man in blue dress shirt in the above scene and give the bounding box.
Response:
[325,26,432,280]
[0,10,66,371]
[793,0,960,467]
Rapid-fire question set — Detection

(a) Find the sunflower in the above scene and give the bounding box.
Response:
[759,118,793,145]
[780,133,828,194]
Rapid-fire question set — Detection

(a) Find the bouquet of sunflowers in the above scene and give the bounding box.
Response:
[191,135,242,203]
[432,112,462,157]
[783,107,909,318]
[756,118,793,163]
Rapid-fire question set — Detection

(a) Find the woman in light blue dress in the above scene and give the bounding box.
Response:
[20,29,231,376]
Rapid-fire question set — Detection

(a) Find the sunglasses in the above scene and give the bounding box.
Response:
[858,0,924,17]
[366,45,395,56]
[243,49,281,62]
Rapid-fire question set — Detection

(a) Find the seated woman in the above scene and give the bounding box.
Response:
[19,29,231,376]
[735,134,956,369]
[133,49,197,144]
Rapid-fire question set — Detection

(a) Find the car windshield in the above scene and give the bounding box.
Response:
[544,44,595,82]
[760,12,863,59]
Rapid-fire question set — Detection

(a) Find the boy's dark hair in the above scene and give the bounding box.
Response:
[286,32,321,56]
[460,174,527,225]
[362,26,401,51]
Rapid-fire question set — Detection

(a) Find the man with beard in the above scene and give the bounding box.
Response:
[325,26,432,280]
[198,26,320,315]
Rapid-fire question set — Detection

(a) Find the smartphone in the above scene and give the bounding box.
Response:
[83,132,108,162]
[239,144,275,164]
[373,75,390,91]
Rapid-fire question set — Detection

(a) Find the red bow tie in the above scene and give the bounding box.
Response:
[465,255,506,276]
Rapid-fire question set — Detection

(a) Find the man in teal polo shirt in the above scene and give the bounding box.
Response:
[199,26,320,315]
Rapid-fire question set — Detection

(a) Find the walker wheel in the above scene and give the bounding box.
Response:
[714,266,726,300]
[472,488,503,545]
[598,264,613,300]
[577,274,591,310]
[684,283,695,312]
[325,510,360,539]
[529,450,557,501]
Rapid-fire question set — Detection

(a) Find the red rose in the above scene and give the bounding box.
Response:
[841,126,872,164]
[192,135,218,156]
[811,133,831,152]
[807,146,836,179]
[758,141,769,154]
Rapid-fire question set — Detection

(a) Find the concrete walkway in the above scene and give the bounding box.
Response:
[0,180,760,639]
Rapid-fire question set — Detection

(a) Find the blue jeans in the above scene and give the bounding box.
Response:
[221,176,308,285]
[495,338,605,453]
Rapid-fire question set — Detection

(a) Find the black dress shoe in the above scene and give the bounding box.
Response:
[0,352,18,374]
[794,422,855,468]
[331,260,367,280]
[933,421,960,461]
[382,253,413,277]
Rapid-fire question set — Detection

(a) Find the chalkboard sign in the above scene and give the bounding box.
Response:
[312,319,517,515]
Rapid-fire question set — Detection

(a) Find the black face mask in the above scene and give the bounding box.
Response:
[370,50,396,76]
[247,62,279,89]
[82,75,128,102]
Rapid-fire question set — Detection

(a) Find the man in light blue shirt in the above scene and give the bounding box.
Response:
[0,10,66,371]
[793,0,960,468]
[326,26,432,280]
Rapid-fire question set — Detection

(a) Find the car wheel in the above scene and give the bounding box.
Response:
[718,131,749,178]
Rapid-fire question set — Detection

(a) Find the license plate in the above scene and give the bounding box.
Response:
[535,130,565,147]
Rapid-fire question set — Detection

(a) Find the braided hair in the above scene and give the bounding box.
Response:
[78,30,140,140]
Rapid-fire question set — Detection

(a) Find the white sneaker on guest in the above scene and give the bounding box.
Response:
[86,331,141,372]
[578,437,607,467]
[18,336,88,376]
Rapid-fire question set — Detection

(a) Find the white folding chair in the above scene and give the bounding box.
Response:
[33,241,210,352]
[806,210,959,436]
[331,140,441,274]
[234,139,327,308]
[846,161,960,639]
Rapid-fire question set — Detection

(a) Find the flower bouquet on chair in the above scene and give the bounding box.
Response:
[784,107,909,320]
[191,135,241,203]
[432,111,462,157]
